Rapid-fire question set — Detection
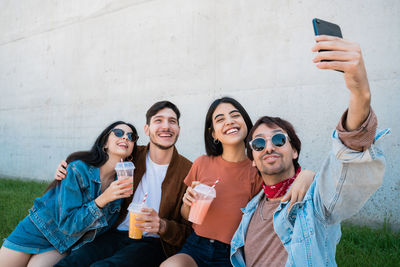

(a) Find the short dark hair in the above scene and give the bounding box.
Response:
[145,101,181,125]
[204,97,253,156]
[247,116,301,169]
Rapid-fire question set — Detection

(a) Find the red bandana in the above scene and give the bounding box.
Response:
[262,166,301,199]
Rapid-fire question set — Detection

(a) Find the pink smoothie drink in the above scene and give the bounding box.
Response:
[189,199,213,224]
[188,184,216,225]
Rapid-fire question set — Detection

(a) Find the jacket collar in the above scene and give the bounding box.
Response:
[242,190,265,214]
[88,165,101,184]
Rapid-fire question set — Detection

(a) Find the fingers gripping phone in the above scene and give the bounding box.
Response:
[312,18,343,71]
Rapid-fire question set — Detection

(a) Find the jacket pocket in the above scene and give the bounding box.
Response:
[290,207,315,244]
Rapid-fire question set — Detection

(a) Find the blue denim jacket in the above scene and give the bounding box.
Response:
[29,160,122,253]
[231,128,389,267]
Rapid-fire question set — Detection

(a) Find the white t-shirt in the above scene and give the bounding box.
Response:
[117,152,168,237]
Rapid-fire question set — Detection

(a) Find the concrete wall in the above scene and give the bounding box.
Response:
[1,0,399,230]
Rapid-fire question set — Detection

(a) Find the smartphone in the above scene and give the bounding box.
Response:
[312,18,342,38]
[312,18,343,69]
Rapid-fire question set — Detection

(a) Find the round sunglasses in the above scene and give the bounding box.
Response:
[249,133,289,151]
[110,128,138,142]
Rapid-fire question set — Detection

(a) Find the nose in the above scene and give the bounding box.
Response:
[264,139,274,154]
[160,120,170,130]
[225,116,234,125]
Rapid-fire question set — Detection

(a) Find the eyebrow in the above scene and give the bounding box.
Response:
[214,109,240,120]
[152,115,177,120]
[254,129,284,138]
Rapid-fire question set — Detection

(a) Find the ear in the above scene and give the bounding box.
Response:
[211,130,216,140]
[144,124,150,137]
[292,149,298,160]
[252,160,256,167]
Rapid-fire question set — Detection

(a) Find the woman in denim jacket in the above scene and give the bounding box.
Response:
[0,121,138,267]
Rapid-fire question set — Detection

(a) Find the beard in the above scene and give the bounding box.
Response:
[149,131,178,150]
[261,165,286,176]
[258,152,288,176]
[152,141,175,150]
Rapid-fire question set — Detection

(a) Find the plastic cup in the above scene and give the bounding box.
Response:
[115,162,135,190]
[128,202,149,239]
[188,184,216,225]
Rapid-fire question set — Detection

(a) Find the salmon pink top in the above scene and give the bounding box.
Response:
[184,155,262,244]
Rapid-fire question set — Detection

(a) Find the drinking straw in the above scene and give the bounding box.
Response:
[120,158,127,177]
[206,178,220,196]
[211,178,220,189]
[142,192,148,205]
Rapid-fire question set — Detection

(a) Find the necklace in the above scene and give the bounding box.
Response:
[259,196,268,221]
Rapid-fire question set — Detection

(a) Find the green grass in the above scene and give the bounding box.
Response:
[0,178,49,240]
[336,223,400,267]
[1,178,399,266]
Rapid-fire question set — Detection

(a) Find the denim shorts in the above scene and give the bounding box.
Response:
[178,232,232,267]
[2,216,55,254]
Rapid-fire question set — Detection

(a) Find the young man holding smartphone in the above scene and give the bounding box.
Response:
[230,35,388,267]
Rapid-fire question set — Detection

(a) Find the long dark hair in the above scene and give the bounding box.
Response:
[204,97,253,156]
[46,121,138,192]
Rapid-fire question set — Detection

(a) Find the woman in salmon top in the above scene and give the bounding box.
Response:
[161,97,314,267]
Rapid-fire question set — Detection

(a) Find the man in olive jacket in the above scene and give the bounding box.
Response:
[55,101,192,267]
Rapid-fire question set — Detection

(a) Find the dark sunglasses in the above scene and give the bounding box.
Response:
[249,133,289,151]
[110,128,138,142]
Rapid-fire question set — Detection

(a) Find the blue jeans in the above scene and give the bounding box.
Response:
[3,216,55,254]
[179,232,232,267]
[54,229,165,267]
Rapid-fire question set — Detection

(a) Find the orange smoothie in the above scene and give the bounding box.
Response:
[129,212,145,239]
[189,198,213,225]
[118,175,133,190]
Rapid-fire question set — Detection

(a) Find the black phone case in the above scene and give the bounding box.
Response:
[312,18,342,38]
[312,18,343,71]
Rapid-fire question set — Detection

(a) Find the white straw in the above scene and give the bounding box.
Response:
[211,179,220,189]
[207,178,220,196]
[120,158,127,177]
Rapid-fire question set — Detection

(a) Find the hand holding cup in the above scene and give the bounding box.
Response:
[182,181,200,207]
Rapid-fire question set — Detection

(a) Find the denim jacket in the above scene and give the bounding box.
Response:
[231,128,389,267]
[29,160,122,253]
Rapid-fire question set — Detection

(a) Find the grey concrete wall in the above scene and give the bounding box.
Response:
[1,0,399,230]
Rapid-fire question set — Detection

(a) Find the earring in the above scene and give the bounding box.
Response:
[126,155,133,161]
[213,138,220,144]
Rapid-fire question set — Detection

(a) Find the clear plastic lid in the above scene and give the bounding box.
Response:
[115,161,135,170]
[127,202,147,213]
[193,183,216,198]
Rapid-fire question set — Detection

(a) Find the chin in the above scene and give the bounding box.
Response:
[262,167,285,176]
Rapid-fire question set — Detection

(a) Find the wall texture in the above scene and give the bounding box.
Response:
[1,0,399,230]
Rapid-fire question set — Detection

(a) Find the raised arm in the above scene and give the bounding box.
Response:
[313,35,371,130]
[312,36,386,224]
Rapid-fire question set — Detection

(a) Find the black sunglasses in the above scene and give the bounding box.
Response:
[249,133,289,151]
[110,128,138,142]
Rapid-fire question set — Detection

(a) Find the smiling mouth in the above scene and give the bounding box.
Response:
[158,132,173,138]
[117,142,128,149]
[224,127,239,135]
